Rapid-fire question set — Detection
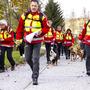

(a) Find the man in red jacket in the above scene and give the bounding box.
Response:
[0,19,15,73]
[55,25,64,59]
[16,0,49,85]
[78,20,90,76]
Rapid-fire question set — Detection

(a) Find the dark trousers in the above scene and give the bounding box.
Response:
[85,45,90,73]
[18,43,24,56]
[64,46,70,59]
[56,43,62,59]
[0,46,15,70]
[25,43,41,79]
[80,42,86,59]
[45,43,51,64]
[0,48,3,69]
[61,44,64,56]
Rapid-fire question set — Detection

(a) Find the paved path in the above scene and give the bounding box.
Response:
[0,55,90,90]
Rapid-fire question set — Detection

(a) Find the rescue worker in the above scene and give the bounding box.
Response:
[63,28,74,59]
[78,20,90,76]
[0,19,16,73]
[16,0,49,85]
[55,25,64,59]
[44,20,56,65]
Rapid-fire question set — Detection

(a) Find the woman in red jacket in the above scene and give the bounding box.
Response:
[44,20,56,65]
[0,19,15,73]
[63,28,74,59]
[78,20,90,76]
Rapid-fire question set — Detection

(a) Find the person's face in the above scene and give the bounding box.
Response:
[67,30,71,33]
[0,24,6,30]
[48,20,52,27]
[30,1,39,13]
[57,26,61,31]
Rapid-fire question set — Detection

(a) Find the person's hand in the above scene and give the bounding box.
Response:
[0,38,4,41]
[15,39,22,47]
[72,43,74,46]
[35,31,42,37]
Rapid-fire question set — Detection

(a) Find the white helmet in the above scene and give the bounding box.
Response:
[0,19,7,26]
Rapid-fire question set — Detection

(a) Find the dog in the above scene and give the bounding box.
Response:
[69,47,77,61]
[69,45,84,61]
[50,47,58,65]
[76,45,84,61]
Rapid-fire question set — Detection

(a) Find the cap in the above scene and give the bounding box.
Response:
[0,19,7,26]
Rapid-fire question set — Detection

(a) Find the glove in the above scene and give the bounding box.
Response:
[15,39,22,47]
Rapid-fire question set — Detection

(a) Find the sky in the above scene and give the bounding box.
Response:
[41,0,90,18]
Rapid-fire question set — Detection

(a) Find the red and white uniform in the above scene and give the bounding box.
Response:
[44,27,56,43]
[0,29,14,47]
[78,22,90,45]
[63,33,74,47]
[16,11,49,44]
[55,30,64,43]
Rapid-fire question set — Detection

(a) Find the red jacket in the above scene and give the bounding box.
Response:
[78,22,90,45]
[63,33,74,47]
[0,30,14,47]
[16,11,49,44]
[44,27,56,43]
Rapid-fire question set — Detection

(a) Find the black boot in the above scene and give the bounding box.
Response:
[33,78,38,85]
[0,69,5,73]
[11,65,15,71]
[86,71,90,76]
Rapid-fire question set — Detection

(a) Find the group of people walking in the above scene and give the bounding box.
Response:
[0,0,90,86]
[44,22,74,65]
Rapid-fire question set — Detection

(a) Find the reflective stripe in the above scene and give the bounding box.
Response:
[45,41,52,43]
[24,13,42,32]
[33,37,44,41]
[25,26,41,29]
[0,33,3,39]
[86,40,90,42]
[66,42,72,43]
[4,31,9,39]
[0,31,10,39]
[64,41,72,44]
[45,28,53,38]
[86,25,90,35]
[66,35,72,40]
[0,45,14,47]
[56,32,63,40]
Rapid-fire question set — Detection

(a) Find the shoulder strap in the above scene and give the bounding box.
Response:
[38,12,43,27]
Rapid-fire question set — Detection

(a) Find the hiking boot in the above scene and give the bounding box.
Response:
[0,69,5,73]
[11,65,15,71]
[33,78,38,85]
[47,61,51,65]
[87,72,90,76]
